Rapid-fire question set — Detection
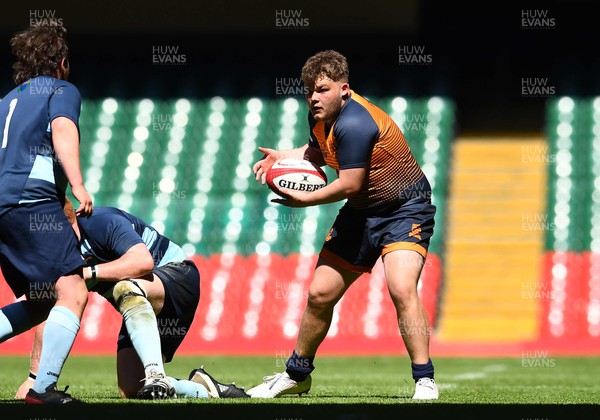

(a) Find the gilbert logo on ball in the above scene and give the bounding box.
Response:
[266,158,327,197]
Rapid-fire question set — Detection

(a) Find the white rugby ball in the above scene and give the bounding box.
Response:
[265,158,328,197]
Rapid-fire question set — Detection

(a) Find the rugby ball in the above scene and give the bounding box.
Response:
[266,158,328,197]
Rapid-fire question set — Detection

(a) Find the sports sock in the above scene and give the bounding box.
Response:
[0,309,14,341]
[285,350,315,382]
[33,306,80,393]
[0,302,38,342]
[412,358,435,381]
[166,377,209,398]
[119,293,166,379]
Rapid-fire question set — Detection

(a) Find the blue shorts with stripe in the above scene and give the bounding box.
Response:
[320,197,436,273]
[0,200,84,299]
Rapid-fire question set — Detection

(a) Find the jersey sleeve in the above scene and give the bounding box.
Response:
[334,110,380,169]
[48,82,81,127]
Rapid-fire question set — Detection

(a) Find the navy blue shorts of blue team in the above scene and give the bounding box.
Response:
[0,200,84,299]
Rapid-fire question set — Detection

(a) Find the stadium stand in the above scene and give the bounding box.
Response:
[437,137,546,343]
[539,97,600,347]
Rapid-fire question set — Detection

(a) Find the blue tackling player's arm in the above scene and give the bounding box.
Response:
[71,206,156,283]
[70,206,165,318]
[82,243,154,282]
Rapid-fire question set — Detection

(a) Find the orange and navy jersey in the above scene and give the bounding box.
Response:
[308,90,429,211]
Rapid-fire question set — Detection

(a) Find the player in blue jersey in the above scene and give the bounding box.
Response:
[0,22,93,404]
[16,201,249,400]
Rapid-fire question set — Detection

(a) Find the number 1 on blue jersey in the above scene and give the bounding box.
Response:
[2,98,18,148]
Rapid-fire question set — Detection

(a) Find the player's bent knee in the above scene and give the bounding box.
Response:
[113,280,148,313]
[306,290,337,309]
[55,282,88,309]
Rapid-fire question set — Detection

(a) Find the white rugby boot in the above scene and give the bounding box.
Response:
[412,377,439,400]
[246,371,311,398]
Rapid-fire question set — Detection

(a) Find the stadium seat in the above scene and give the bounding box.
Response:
[539,97,600,340]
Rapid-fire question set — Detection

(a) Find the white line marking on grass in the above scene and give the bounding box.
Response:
[437,383,458,390]
[440,364,507,381]
[448,372,487,380]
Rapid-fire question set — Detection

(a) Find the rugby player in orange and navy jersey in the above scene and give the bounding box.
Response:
[250,50,438,400]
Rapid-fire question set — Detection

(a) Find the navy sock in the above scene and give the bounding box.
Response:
[0,301,38,341]
[285,351,315,382]
[412,359,434,381]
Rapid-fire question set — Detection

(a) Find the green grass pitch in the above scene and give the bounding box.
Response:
[1,355,599,418]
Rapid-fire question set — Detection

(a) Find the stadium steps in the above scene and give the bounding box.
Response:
[437,137,547,343]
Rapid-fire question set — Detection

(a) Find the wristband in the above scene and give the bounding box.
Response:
[91,265,97,280]
[28,371,37,381]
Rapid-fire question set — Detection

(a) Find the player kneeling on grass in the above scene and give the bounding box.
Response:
[16,200,249,400]
[249,50,438,400]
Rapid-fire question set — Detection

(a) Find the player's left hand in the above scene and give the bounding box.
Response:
[271,188,311,207]
[15,378,33,399]
[72,184,94,217]
[253,147,283,185]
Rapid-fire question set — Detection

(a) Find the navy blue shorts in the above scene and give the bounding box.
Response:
[320,197,436,273]
[117,260,200,363]
[0,201,84,299]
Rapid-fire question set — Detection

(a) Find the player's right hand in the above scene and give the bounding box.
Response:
[15,378,32,399]
[72,184,94,217]
[253,147,283,184]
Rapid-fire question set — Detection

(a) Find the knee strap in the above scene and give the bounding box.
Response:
[113,280,147,311]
